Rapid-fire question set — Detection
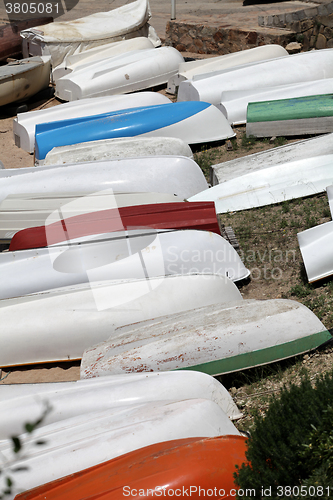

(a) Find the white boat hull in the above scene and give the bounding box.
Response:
[0,398,239,499]
[167,44,288,94]
[0,229,249,299]
[40,136,193,166]
[211,133,333,186]
[55,47,184,101]
[0,156,208,203]
[0,274,242,367]
[177,49,333,106]
[13,92,171,153]
[0,56,51,106]
[0,371,242,440]
[52,37,154,81]
[81,299,330,378]
[189,155,333,213]
[21,0,161,67]
[219,79,333,125]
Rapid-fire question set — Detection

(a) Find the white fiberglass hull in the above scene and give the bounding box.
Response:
[0,230,249,299]
[0,156,208,203]
[0,274,242,367]
[13,92,171,153]
[219,79,333,125]
[55,47,184,101]
[52,37,154,81]
[177,49,333,106]
[189,155,333,213]
[81,299,330,378]
[211,133,333,186]
[40,136,193,166]
[167,44,288,94]
[0,398,239,499]
[0,371,241,440]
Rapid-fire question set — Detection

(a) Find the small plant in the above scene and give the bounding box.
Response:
[241,134,257,149]
[289,283,311,298]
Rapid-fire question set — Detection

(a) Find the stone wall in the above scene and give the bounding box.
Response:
[165,1,333,54]
[258,1,333,50]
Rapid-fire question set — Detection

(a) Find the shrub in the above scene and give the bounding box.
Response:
[234,371,333,499]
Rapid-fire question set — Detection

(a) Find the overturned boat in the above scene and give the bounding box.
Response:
[13,435,247,500]
[55,47,184,101]
[39,136,193,166]
[0,398,239,499]
[0,229,249,299]
[0,371,241,439]
[0,274,242,367]
[81,299,331,378]
[34,102,235,161]
[167,44,288,94]
[189,155,333,213]
[0,156,208,204]
[13,92,171,153]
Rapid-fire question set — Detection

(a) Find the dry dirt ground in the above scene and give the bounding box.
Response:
[0,83,332,433]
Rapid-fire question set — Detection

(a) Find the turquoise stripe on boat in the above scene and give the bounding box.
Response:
[247,94,333,123]
[176,329,332,376]
[35,102,211,160]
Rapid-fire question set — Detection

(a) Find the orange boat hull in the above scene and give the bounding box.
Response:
[16,435,248,500]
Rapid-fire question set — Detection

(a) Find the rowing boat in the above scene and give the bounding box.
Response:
[0,191,184,243]
[13,92,171,153]
[55,47,184,101]
[52,37,154,81]
[0,156,208,204]
[0,399,240,499]
[39,136,193,166]
[8,201,220,251]
[20,0,160,67]
[0,18,52,61]
[0,274,242,367]
[14,435,247,500]
[188,155,333,213]
[0,55,51,106]
[81,298,331,378]
[0,371,242,439]
[0,229,249,298]
[34,102,235,161]
[177,48,333,106]
[167,44,288,94]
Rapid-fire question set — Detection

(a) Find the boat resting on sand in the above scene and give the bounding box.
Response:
[39,136,193,166]
[167,44,288,94]
[246,93,333,138]
[0,229,249,299]
[0,56,51,106]
[177,48,333,106]
[55,47,184,101]
[8,201,220,251]
[0,399,239,499]
[0,191,184,243]
[188,155,333,213]
[297,185,333,283]
[52,37,154,81]
[219,79,333,126]
[0,371,241,439]
[0,156,208,204]
[20,0,161,67]
[13,92,171,153]
[0,274,242,367]
[211,133,333,186]
[81,299,331,379]
[14,435,247,500]
[34,102,235,161]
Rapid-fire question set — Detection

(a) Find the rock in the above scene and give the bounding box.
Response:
[285,41,302,53]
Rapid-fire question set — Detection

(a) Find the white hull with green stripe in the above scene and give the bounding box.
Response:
[80,298,331,378]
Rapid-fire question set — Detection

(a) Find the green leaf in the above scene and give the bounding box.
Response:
[11,436,21,454]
